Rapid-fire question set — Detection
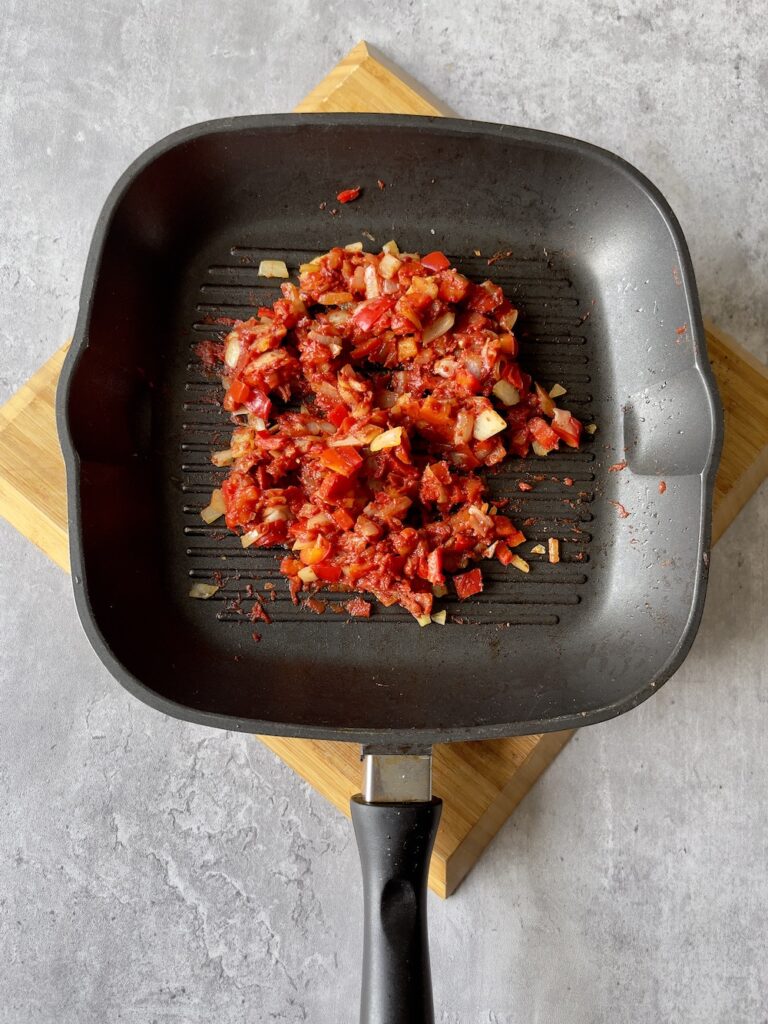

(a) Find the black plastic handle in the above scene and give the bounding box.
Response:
[350,795,443,1024]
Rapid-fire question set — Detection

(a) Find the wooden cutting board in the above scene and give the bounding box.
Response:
[2,42,768,899]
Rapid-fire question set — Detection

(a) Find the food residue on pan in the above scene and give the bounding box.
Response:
[198,242,584,623]
[336,187,361,204]
[608,460,627,473]
[608,500,631,519]
[658,480,667,494]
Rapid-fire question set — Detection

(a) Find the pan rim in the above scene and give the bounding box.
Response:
[57,112,723,743]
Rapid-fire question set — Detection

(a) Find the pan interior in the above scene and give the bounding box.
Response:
[63,116,717,740]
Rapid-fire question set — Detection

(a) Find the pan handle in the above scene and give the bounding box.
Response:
[350,752,442,1024]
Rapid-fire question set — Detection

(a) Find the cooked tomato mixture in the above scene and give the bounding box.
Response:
[204,242,582,621]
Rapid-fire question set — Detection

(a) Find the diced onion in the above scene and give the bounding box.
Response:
[454,408,475,444]
[549,383,567,398]
[472,408,507,441]
[500,309,519,330]
[370,426,403,452]
[326,308,351,325]
[510,554,530,573]
[492,380,520,406]
[379,253,401,279]
[416,614,431,627]
[189,582,219,599]
[585,423,598,435]
[224,336,242,369]
[211,449,235,467]
[381,277,400,294]
[548,538,560,564]
[257,260,289,279]
[200,488,226,524]
[431,610,447,625]
[248,415,266,431]
[422,311,455,345]
[264,506,290,524]
[298,566,318,583]
[306,512,334,529]
[356,516,380,538]
[331,425,382,447]
[364,264,380,299]
[241,528,262,548]
[319,291,354,305]
[344,241,363,252]
[484,541,498,558]
[530,544,546,555]
[531,441,550,456]
[382,240,400,255]
[432,584,448,597]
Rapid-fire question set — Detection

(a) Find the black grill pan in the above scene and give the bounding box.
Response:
[58,114,721,1022]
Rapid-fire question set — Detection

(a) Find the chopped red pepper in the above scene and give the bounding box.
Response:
[352,297,395,333]
[319,447,364,477]
[454,568,483,600]
[421,251,451,273]
[337,187,361,204]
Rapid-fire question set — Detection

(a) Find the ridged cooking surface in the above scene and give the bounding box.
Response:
[181,246,596,627]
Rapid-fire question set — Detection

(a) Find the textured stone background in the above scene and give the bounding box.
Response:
[1,2,766,1021]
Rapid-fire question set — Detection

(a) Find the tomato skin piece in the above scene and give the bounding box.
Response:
[454,568,483,600]
[223,378,251,410]
[280,557,302,575]
[337,187,361,204]
[314,562,342,582]
[319,447,364,477]
[421,251,451,273]
[352,297,395,333]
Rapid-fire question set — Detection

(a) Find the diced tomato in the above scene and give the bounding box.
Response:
[337,187,361,204]
[346,597,372,617]
[280,557,302,575]
[245,387,272,419]
[314,561,342,582]
[528,417,560,453]
[317,472,351,501]
[331,507,355,531]
[421,251,451,273]
[426,548,445,586]
[495,542,514,566]
[319,447,364,477]
[492,517,525,547]
[223,378,251,411]
[454,568,483,600]
[328,403,349,428]
[352,297,395,333]
[550,408,582,448]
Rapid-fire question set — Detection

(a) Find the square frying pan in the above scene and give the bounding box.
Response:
[57,114,722,1022]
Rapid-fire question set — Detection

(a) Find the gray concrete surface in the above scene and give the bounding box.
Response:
[1,2,767,1021]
